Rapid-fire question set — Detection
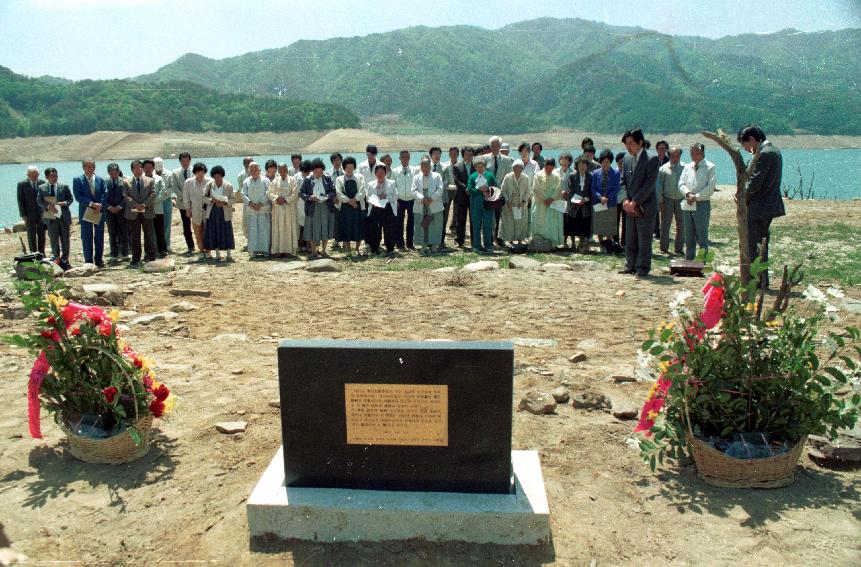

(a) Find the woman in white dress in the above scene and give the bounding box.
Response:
[499,159,531,244]
[241,162,272,257]
[269,162,299,256]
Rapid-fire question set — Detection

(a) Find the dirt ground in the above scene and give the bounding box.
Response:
[1,128,859,163]
[0,195,859,566]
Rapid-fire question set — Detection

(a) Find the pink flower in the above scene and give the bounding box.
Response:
[700,273,725,329]
[102,386,118,403]
[28,353,50,439]
[61,302,90,328]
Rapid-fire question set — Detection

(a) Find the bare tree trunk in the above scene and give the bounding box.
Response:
[702,129,760,285]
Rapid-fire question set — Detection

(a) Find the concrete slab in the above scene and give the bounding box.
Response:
[247,448,550,545]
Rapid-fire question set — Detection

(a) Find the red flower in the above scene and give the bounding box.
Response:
[71,328,81,336]
[153,383,170,402]
[132,354,143,368]
[46,316,57,325]
[149,399,165,418]
[40,329,60,342]
[102,386,118,403]
[143,373,153,391]
[98,322,113,337]
[61,302,89,328]
[700,273,725,329]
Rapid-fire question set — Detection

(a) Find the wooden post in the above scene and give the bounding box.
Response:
[702,129,760,285]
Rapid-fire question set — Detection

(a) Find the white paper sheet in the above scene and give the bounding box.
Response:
[681,198,697,211]
[550,200,568,213]
[368,194,389,209]
[475,175,487,189]
[592,203,608,213]
[512,206,523,220]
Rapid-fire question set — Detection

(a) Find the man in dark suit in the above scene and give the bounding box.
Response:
[16,166,46,254]
[104,163,130,261]
[72,158,107,268]
[619,128,660,277]
[452,146,475,248]
[738,124,785,286]
[123,160,158,267]
[38,168,74,270]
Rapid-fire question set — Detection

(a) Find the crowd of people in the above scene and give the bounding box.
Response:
[15,125,784,279]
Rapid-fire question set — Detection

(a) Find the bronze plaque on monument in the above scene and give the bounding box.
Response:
[345,383,448,446]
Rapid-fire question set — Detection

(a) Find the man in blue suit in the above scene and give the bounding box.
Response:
[619,128,660,278]
[72,158,107,268]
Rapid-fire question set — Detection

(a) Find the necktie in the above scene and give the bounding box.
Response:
[50,185,55,196]
[433,163,439,173]
[183,169,188,180]
[695,163,700,172]
[32,182,37,192]
[136,178,141,191]
[403,167,408,176]
[493,156,498,176]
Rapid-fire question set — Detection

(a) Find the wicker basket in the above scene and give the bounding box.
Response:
[687,434,806,488]
[60,413,153,465]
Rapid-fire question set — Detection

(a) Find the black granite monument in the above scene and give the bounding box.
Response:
[278,340,514,494]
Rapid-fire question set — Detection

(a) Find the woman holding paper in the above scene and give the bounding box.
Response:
[591,149,622,252]
[530,158,564,248]
[269,162,300,256]
[499,159,531,244]
[202,165,235,262]
[299,158,337,258]
[466,159,498,253]
[411,157,445,254]
[564,155,593,253]
[335,157,366,257]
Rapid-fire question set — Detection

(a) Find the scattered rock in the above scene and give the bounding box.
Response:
[539,262,573,271]
[169,289,212,297]
[570,260,600,270]
[215,421,247,434]
[510,337,557,347]
[129,312,178,326]
[306,259,341,273]
[8,433,23,439]
[551,387,570,404]
[612,375,637,384]
[508,257,541,270]
[14,259,63,279]
[171,301,199,312]
[433,266,457,273]
[231,368,245,375]
[212,333,249,342]
[528,237,554,253]
[841,298,861,315]
[569,352,587,363]
[518,391,557,415]
[117,310,138,319]
[82,283,125,306]
[572,392,611,412]
[82,283,121,295]
[615,290,626,298]
[612,402,639,420]
[576,339,599,351]
[268,261,307,273]
[142,258,176,273]
[268,399,281,408]
[808,426,861,462]
[462,260,499,272]
[63,264,99,278]
[1,303,28,320]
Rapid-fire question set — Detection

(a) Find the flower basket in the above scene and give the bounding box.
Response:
[686,434,806,488]
[59,412,153,465]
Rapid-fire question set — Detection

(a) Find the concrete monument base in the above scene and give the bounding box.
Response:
[247,447,550,545]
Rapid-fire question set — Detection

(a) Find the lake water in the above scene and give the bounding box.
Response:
[2,148,859,227]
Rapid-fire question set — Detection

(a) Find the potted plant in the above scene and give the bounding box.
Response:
[633,261,860,487]
[4,264,174,464]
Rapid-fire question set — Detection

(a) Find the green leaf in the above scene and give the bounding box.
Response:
[128,428,141,447]
[822,367,848,384]
[837,356,857,371]
[649,454,657,471]
[650,345,665,356]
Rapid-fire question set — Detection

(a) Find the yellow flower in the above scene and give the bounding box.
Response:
[659,360,671,373]
[140,356,155,374]
[766,318,781,328]
[647,409,659,420]
[108,309,120,324]
[163,394,176,414]
[646,382,659,400]
[744,303,756,313]
[151,378,161,390]
[47,293,68,309]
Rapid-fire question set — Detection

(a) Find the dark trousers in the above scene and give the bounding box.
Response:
[748,216,773,286]
[153,214,168,255]
[80,217,105,265]
[47,220,71,265]
[396,199,415,248]
[129,216,157,263]
[107,211,130,258]
[454,198,470,246]
[493,207,502,242]
[25,219,46,255]
[365,206,398,253]
[625,213,656,275]
[179,208,195,252]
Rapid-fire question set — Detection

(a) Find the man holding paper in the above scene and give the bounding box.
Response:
[72,159,107,268]
[678,142,716,261]
[38,168,74,270]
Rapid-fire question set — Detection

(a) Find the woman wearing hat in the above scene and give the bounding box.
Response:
[499,159,531,245]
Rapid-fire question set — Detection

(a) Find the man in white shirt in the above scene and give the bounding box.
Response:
[357,145,379,187]
[656,146,685,255]
[236,156,253,242]
[678,143,716,261]
[392,150,418,250]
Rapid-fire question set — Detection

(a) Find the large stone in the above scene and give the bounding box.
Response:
[171,301,199,312]
[63,263,99,278]
[551,387,570,404]
[305,258,341,273]
[462,260,499,272]
[570,260,600,270]
[215,421,247,434]
[568,352,587,363]
[14,259,63,280]
[528,237,554,253]
[212,333,249,342]
[572,392,611,412]
[433,266,458,273]
[808,426,861,462]
[82,283,125,306]
[82,283,122,295]
[129,311,178,326]
[269,261,307,273]
[142,258,175,273]
[611,402,639,420]
[169,288,212,297]
[518,391,557,415]
[2,303,29,320]
[508,257,541,270]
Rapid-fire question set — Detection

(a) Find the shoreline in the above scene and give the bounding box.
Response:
[1,128,860,164]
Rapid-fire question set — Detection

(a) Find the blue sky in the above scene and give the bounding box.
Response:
[1,0,858,80]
